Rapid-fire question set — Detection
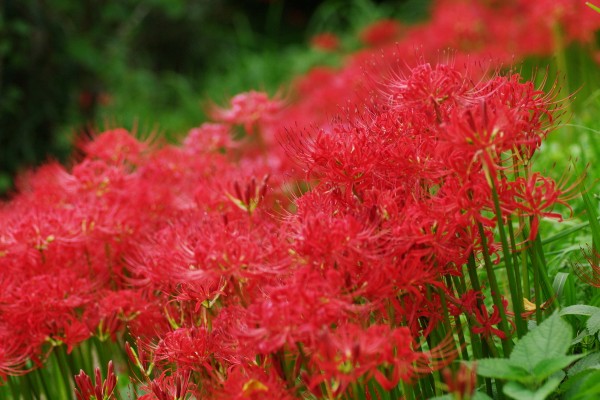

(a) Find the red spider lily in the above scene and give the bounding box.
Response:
[211,365,294,400]
[74,361,117,400]
[523,0,600,43]
[385,63,472,123]
[502,172,573,241]
[287,192,386,270]
[125,339,155,378]
[456,289,483,316]
[574,245,600,288]
[139,371,194,400]
[80,128,150,166]
[210,91,283,135]
[442,363,477,400]
[308,323,420,396]
[237,268,361,355]
[442,101,513,177]
[310,32,340,51]
[226,175,270,216]
[375,330,457,391]
[153,327,213,373]
[1,269,95,361]
[359,19,403,47]
[472,304,506,340]
[183,123,234,154]
[0,328,32,380]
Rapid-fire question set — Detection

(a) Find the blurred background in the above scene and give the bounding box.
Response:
[0,0,429,196]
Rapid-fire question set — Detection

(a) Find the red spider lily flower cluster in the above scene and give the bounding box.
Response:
[1,0,597,398]
[0,63,571,397]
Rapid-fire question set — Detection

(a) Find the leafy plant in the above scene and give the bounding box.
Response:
[474,313,584,400]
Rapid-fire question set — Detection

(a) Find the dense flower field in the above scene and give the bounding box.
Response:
[2,1,600,399]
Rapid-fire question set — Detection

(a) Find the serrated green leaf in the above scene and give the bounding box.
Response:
[564,369,600,400]
[473,392,494,400]
[503,377,562,400]
[586,311,600,335]
[475,359,532,382]
[560,305,600,317]
[532,355,585,380]
[510,313,572,373]
[568,352,600,377]
[573,328,592,346]
[430,390,494,400]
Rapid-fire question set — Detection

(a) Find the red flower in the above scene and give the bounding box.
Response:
[153,327,212,372]
[139,371,194,400]
[210,91,283,135]
[310,32,340,51]
[74,361,117,400]
[503,172,572,241]
[442,363,477,400]
[306,323,421,395]
[81,128,149,166]
[472,304,506,340]
[211,365,294,400]
[359,19,403,47]
[574,245,600,288]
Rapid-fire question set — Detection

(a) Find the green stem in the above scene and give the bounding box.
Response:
[93,337,111,377]
[477,223,513,356]
[401,380,415,400]
[7,376,21,400]
[23,373,37,400]
[445,276,469,361]
[522,248,530,299]
[49,351,71,400]
[534,234,555,302]
[466,253,482,293]
[532,248,543,324]
[56,347,76,397]
[352,381,367,400]
[490,179,526,338]
[524,227,555,324]
[480,340,494,398]
[507,214,525,310]
[75,342,93,375]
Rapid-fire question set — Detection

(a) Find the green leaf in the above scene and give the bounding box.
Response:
[564,369,600,400]
[541,218,600,245]
[579,177,600,254]
[568,352,600,377]
[572,328,592,346]
[510,313,573,373]
[553,272,576,307]
[532,355,585,380]
[473,392,494,400]
[429,390,494,400]
[503,377,562,400]
[560,305,600,317]
[475,359,532,382]
[587,311,600,335]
